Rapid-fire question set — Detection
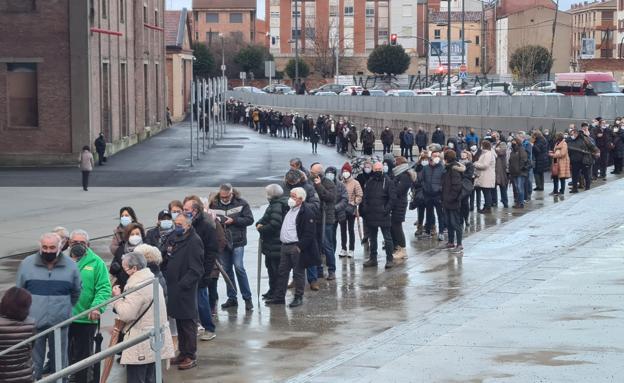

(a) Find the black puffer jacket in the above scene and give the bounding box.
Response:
[532,136,550,172]
[612,130,624,158]
[334,180,349,223]
[361,172,396,227]
[442,162,465,210]
[0,316,36,383]
[210,190,254,248]
[296,202,321,268]
[256,196,289,259]
[391,164,416,223]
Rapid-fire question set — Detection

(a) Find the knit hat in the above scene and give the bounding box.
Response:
[383,153,395,164]
[341,162,352,174]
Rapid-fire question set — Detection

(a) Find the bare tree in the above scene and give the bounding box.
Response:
[304,18,347,78]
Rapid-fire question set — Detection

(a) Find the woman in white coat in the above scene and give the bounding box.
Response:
[473,140,496,214]
[112,252,174,383]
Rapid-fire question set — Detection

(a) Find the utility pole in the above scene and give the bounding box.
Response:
[461,0,465,65]
[294,0,300,89]
[425,0,430,86]
[447,0,451,95]
[549,0,559,80]
[481,0,486,75]
[220,35,225,78]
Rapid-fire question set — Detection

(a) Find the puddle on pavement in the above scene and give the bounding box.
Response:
[266,336,314,350]
[494,350,594,366]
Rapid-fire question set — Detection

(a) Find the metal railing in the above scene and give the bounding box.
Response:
[0,277,165,383]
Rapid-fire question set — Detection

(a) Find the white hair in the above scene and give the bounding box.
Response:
[265,184,284,199]
[40,232,62,247]
[291,187,307,201]
[70,229,90,242]
[52,226,69,239]
[122,252,147,270]
[134,244,162,265]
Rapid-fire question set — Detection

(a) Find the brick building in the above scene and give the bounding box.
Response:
[192,0,259,46]
[165,8,193,122]
[428,11,483,74]
[0,0,166,165]
[570,0,616,61]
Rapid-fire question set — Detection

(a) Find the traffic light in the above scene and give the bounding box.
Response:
[390,34,397,46]
[271,36,276,45]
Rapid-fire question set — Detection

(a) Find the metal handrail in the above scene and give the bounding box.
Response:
[0,278,155,357]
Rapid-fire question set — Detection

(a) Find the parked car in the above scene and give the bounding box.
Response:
[513,91,546,96]
[233,86,266,94]
[309,83,347,95]
[339,85,364,95]
[472,82,515,95]
[415,84,458,96]
[262,84,295,94]
[387,89,417,97]
[314,91,338,96]
[522,81,556,92]
[477,90,509,96]
[367,89,387,97]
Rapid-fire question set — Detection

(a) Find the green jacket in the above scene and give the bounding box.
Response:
[72,248,112,324]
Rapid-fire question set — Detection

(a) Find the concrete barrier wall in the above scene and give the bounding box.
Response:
[229,91,623,140]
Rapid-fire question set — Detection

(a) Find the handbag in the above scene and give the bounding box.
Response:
[119,300,154,342]
[551,161,560,177]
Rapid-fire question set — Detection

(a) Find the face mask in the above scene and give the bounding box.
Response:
[448,142,454,149]
[383,165,389,173]
[120,216,132,227]
[614,128,620,133]
[184,212,194,220]
[421,160,429,166]
[432,157,441,165]
[174,226,185,236]
[326,173,336,181]
[364,167,371,174]
[70,243,87,259]
[160,220,173,230]
[41,251,58,263]
[171,212,180,220]
[288,198,297,208]
[342,171,351,179]
[367,127,372,132]
[437,128,441,131]
[128,235,142,246]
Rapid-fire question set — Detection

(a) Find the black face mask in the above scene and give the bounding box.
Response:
[70,244,87,259]
[41,251,58,263]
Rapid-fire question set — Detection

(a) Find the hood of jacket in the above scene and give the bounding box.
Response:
[393,163,418,182]
[446,161,466,173]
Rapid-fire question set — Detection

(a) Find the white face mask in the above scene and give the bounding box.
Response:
[448,142,454,149]
[326,173,336,181]
[364,167,371,174]
[421,160,429,166]
[383,165,389,173]
[288,198,297,208]
[160,220,173,230]
[120,216,132,227]
[432,157,441,165]
[128,235,142,246]
[342,171,351,179]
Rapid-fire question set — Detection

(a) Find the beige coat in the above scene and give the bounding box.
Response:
[552,140,571,179]
[473,149,496,188]
[79,150,94,172]
[342,177,363,206]
[113,268,175,365]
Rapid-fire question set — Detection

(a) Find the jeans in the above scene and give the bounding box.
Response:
[513,176,526,205]
[495,184,508,207]
[367,225,394,261]
[552,177,566,194]
[340,214,356,251]
[68,323,96,383]
[33,326,68,380]
[197,287,215,332]
[127,363,156,383]
[220,246,252,301]
[445,209,463,246]
[534,170,545,190]
[390,221,406,248]
[319,224,336,273]
[405,145,414,161]
[425,198,446,233]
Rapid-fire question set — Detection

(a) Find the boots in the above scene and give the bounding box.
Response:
[415,224,423,237]
[392,247,407,260]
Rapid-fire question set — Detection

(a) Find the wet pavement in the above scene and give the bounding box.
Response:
[1,122,623,382]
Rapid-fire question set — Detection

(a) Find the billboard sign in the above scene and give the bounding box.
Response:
[580,38,595,59]
[429,40,468,70]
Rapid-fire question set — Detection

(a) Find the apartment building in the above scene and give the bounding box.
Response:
[570,0,616,60]
[192,0,259,46]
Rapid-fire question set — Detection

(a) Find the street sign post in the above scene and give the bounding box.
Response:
[240,71,246,87]
[264,61,275,85]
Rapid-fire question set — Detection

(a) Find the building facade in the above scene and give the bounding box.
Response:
[192,0,258,46]
[0,0,166,165]
[570,0,616,61]
[428,11,483,74]
[165,9,193,122]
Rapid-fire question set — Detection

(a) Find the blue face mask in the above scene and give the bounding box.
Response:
[184,212,194,219]
[160,220,173,230]
[174,226,185,236]
[171,212,179,220]
[120,216,132,227]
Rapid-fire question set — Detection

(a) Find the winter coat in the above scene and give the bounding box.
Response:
[403,132,415,147]
[361,172,396,227]
[591,126,613,151]
[442,161,465,210]
[381,129,394,145]
[210,191,254,249]
[473,149,496,188]
[552,139,571,179]
[114,268,175,365]
[109,226,125,255]
[422,162,445,199]
[391,164,416,223]
[0,315,36,383]
[295,203,321,268]
[342,177,363,213]
[360,129,375,147]
[415,131,428,148]
[191,212,218,287]
[465,132,479,147]
[16,253,81,330]
[432,130,445,145]
[164,228,204,320]
[256,196,289,259]
[79,151,94,172]
[568,134,598,165]
[314,176,337,224]
[311,127,321,143]
[612,131,624,158]
[508,145,529,177]
[145,227,173,260]
[72,248,111,325]
[532,136,550,172]
[94,136,106,153]
[494,143,509,186]
[356,172,371,190]
[333,180,349,222]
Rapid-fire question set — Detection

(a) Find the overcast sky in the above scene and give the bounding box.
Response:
[166,0,575,18]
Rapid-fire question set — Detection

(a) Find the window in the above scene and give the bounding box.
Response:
[6,63,38,127]
[206,12,218,22]
[378,30,389,38]
[230,12,242,23]
[305,27,315,39]
[230,31,243,41]
[0,0,36,12]
[475,35,480,45]
[120,63,128,137]
[119,0,125,22]
[270,11,279,18]
[475,57,480,67]
[402,4,412,17]
[101,62,111,137]
[194,12,198,21]
[292,29,302,39]
[154,10,159,26]
[329,5,337,16]
[144,64,149,126]
[292,9,301,18]
[344,6,354,16]
[366,7,374,16]
[195,31,199,40]
[102,0,108,19]
[143,5,147,22]
[434,29,441,39]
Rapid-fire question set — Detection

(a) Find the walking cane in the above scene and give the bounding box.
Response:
[214,258,237,293]
[256,237,263,306]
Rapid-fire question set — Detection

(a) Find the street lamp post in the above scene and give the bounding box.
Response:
[220,34,225,78]
[461,0,465,65]
[294,0,300,90]
[446,0,452,96]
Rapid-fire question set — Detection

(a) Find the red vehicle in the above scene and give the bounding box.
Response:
[555,72,621,95]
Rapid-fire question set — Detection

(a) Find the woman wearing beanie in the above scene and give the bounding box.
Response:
[339,162,363,258]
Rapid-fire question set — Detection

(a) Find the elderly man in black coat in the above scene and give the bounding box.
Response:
[165,214,204,370]
[266,187,320,308]
[361,162,396,269]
